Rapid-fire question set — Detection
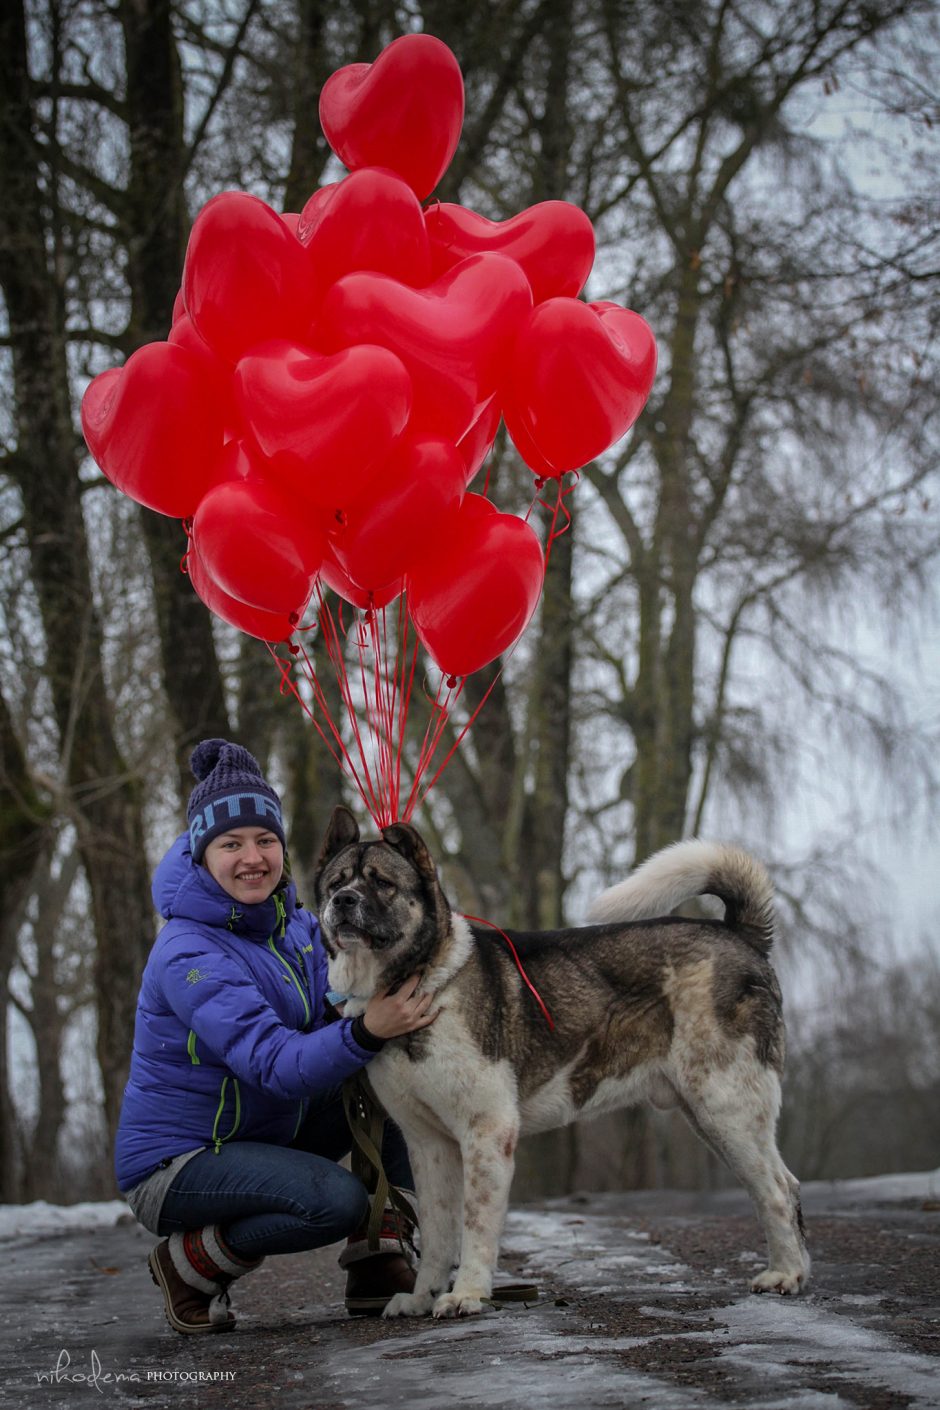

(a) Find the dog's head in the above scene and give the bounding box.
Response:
[314,806,452,976]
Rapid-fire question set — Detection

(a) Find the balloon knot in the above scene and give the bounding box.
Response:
[446,674,458,689]
[288,611,299,624]
[288,643,300,656]
[534,476,547,490]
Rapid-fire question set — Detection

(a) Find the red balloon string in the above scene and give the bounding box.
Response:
[267,638,382,821]
[314,587,386,818]
[525,472,578,569]
[401,671,462,821]
[261,471,579,825]
[405,655,517,821]
[267,586,506,828]
[458,913,555,1030]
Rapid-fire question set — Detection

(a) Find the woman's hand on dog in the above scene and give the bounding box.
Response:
[362,973,439,1040]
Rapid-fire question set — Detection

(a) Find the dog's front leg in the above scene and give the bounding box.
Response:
[383,1119,462,1319]
[432,1114,519,1319]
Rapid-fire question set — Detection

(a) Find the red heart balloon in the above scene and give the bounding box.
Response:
[202,438,262,496]
[299,168,431,299]
[319,552,402,612]
[296,183,339,241]
[234,339,412,514]
[193,477,324,614]
[187,540,304,642]
[167,313,242,439]
[81,367,122,462]
[501,399,558,479]
[81,342,227,517]
[333,433,465,591]
[183,191,316,364]
[318,254,532,443]
[426,200,595,304]
[457,396,501,486]
[319,34,464,201]
[406,495,545,676]
[504,299,657,473]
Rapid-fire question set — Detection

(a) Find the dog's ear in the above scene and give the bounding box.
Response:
[381,821,437,881]
[314,806,360,886]
[382,821,451,931]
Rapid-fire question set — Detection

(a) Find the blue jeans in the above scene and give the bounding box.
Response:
[157,1085,413,1260]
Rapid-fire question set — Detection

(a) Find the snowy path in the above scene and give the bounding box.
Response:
[1,1172,937,1409]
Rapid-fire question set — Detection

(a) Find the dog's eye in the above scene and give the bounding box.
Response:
[375,877,396,895]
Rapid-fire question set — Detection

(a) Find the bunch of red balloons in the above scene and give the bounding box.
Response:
[81,33,656,678]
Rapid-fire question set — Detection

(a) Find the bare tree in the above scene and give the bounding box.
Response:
[0,687,49,1199]
[0,0,155,1140]
[1,0,937,1199]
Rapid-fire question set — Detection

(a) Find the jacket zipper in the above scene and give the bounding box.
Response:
[271,895,311,1141]
[267,896,312,1030]
[206,895,310,1150]
[187,1030,200,1065]
[212,1076,241,1154]
[292,1099,306,1141]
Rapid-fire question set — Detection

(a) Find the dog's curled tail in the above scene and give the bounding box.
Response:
[586,839,775,955]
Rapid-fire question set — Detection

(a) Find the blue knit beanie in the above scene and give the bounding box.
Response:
[187,739,286,863]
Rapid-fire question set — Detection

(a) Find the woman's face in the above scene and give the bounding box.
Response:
[203,827,284,905]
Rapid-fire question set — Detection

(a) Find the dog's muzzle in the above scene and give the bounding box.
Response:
[325,889,391,950]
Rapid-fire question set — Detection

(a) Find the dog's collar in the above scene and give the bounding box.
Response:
[327,988,369,1006]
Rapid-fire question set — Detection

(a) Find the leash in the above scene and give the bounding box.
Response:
[459,914,556,1031]
[342,1072,539,1306]
[342,1072,418,1250]
[340,913,552,1292]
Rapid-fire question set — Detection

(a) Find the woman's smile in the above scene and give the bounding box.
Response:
[204,827,285,903]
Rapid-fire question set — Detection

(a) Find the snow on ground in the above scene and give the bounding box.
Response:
[711,1297,940,1409]
[496,1175,940,1410]
[310,1171,940,1410]
[1,1171,938,1410]
[0,1198,128,1239]
[800,1169,940,1205]
[315,1305,718,1410]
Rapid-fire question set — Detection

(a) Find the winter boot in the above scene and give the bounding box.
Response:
[341,1201,418,1316]
[148,1226,263,1334]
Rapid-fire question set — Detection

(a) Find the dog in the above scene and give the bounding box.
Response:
[314,806,810,1319]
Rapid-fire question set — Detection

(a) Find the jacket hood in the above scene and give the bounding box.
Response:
[153,832,297,937]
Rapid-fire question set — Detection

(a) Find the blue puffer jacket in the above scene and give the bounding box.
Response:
[114,834,376,1191]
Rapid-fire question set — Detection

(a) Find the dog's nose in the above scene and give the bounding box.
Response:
[332,889,358,914]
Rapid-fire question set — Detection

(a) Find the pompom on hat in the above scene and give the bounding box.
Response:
[187,739,286,863]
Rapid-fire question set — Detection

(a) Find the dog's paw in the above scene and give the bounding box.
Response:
[382,1291,435,1319]
[750,1268,806,1296]
[432,1291,486,1319]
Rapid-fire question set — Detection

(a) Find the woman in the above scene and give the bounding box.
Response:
[114,738,435,1335]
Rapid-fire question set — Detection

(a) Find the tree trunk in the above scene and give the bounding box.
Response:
[511,0,580,1200]
[119,0,231,801]
[632,254,702,861]
[0,688,48,1200]
[21,934,68,1201]
[283,0,333,212]
[0,0,155,1146]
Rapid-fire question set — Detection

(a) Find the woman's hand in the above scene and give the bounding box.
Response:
[362,973,439,1040]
